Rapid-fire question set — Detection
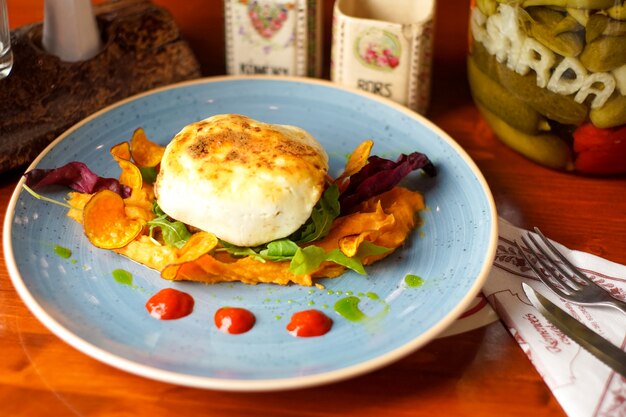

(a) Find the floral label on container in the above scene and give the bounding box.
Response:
[355,29,401,72]
[331,0,435,115]
[225,0,322,77]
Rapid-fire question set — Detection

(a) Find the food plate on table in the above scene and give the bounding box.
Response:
[4,77,497,391]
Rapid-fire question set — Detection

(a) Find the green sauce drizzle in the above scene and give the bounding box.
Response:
[53,245,72,259]
[334,296,366,322]
[404,274,424,288]
[112,269,133,286]
[334,293,390,324]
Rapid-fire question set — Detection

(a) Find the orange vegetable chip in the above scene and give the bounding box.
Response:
[110,142,131,161]
[161,232,219,280]
[114,236,178,272]
[110,142,143,191]
[335,139,373,191]
[66,191,92,224]
[316,187,424,264]
[338,233,377,258]
[83,190,143,249]
[130,128,165,168]
[166,253,315,286]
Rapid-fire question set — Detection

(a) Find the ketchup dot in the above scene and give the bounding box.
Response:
[286,309,333,337]
[145,288,194,320]
[214,307,256,334]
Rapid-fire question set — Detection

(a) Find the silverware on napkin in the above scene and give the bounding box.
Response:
[516,227,626,316]
[522,283,626,378]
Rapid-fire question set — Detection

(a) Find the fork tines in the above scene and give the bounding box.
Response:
[515,228,592,298]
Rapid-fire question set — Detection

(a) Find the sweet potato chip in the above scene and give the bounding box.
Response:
[83,190,143,249]
[161,232,219,280]
[335,139,373,191]
[338,233,376,258]
[167,253,314,286]
[110,142,132,161]
[115,236,178,271]
[316,187,424,264]
[66,191,92,224]
[130,128,165,168]
[110,142,143,190]
[110,141,154,210]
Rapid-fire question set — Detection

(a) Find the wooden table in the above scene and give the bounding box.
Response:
[2,1,624,416]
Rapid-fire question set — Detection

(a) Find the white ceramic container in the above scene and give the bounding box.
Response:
[331,0,436,114]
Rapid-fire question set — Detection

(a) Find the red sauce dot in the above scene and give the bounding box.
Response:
[286,309,333,337]
[214,307,256,334]
[145,288,194,320]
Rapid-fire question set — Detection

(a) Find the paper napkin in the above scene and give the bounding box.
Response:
[483,218,626,417]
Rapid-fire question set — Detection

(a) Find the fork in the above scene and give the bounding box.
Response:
[515,227,626,316]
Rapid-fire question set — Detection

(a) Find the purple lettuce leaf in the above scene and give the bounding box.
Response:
[339,151,436,215]
[24,162,131,198]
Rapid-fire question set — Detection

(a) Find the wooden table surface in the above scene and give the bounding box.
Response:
[2,1,625,416]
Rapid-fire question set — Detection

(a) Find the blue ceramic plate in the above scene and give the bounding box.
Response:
[4,77,497,391]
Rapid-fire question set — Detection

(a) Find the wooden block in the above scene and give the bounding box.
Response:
[0,0,201,174]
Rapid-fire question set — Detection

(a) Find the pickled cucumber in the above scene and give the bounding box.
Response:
[587,14,626,43]
[608,3,626,21]
[499,66,589,125]
[477,0,498,16]
[476,103,574,170]
[590,93,626,128]
[602,18,626,36]
[521,0,618,9]
[468,57,550,133]
[567,8,590,26]
[527,7,584,57]
[554,16,584,35]
[580,35,626,72]
[586,14,609,44]
[471,42,589,125]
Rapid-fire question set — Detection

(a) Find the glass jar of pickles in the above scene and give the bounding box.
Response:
[468,0,626,174]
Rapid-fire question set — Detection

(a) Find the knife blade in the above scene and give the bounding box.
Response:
[522,283,626,377]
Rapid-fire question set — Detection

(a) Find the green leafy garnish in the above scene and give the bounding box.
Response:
[147,203,192,249]
[214,185,390,275]
[259,239,299,261]
[289,246,329,275]
[217,240,267,262]
[22,184,78,210]
[288,241,391,276]
[289,184,340,244]
[354,240,393,258]
[138,166,158,184]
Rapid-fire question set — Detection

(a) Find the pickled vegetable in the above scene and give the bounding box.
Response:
[585,14,609,44]
[470,0,626,174]
[476,104,574,170]
[472,42,589,125]
[573,123,626,174]
[580,35,626,72]
[521,0,618,8]
[468,56,549,133]
[590,93,626,128]
[608,3,626,21]
[477,0,497,16]
[567,8,590,26]
[527,7,584,57]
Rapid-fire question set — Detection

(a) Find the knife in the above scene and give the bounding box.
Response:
[522,283,626,378]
